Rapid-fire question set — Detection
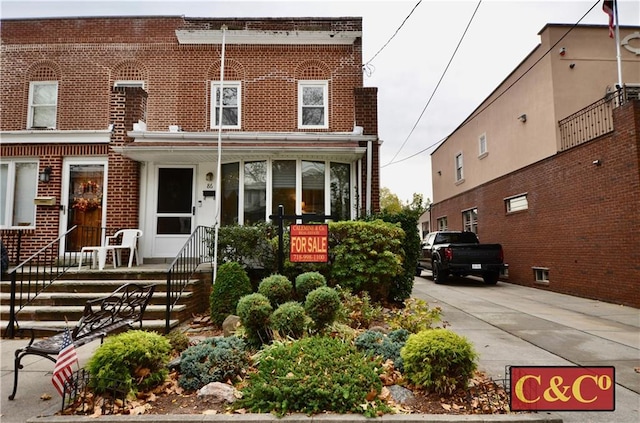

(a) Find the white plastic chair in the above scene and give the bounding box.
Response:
[104,229,143,269]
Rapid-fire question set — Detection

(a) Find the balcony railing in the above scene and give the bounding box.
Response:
[559,86,638,152]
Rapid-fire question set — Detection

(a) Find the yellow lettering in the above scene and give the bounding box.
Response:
[515,375,540,404]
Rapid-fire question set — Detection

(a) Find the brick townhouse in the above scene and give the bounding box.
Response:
[0,16,380,262]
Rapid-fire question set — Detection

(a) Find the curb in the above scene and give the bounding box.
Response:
[27,412,563,422]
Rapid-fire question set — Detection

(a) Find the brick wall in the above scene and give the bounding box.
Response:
[429,100,640,307]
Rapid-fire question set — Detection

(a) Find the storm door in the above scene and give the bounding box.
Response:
[153,167,194,257]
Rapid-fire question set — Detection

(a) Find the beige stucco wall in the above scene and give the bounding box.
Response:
[431,24,640,204]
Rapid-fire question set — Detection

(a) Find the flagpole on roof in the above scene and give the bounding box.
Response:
[613,0,623,88]
[212,25,227,284]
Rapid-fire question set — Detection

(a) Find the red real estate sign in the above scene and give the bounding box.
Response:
[289,224,328,263]
[510,366,615,411]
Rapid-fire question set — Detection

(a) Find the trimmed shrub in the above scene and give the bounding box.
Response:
[236,293,273,346]
[257,274,293,308]
[270,301,307,339]
[294,271,326,300]
[354,329,409,372]
[210,262,253,327]
[178,336,249,391]
[87,330,171,395]
[304,287,341,331]
[401,329,478,394]
[237,336,389,417]
[165,329,191,354]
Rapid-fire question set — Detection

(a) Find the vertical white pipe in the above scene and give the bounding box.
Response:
[613,0,623,88]
[213,25,227,284]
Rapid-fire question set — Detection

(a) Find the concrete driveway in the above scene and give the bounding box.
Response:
[412,273,640,423]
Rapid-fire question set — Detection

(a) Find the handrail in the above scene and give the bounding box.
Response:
[165,225,213,334]
[4,225,78,338]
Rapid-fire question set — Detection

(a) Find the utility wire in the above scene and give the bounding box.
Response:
[383,0,482,167]
[384,0,601,168]
[363,0,422,69]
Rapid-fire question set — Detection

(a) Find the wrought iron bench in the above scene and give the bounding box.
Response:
[8,282,155,400]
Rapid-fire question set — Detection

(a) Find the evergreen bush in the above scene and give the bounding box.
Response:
[294,271,326,300]
[87,330,171,395]
[334,286,382,329]
[304,286,341,331]
[270,301,307,339]
[257,274,293,308]
[178,336,249,391]
[401,329,478,394]
[354,328,409,372]
[236,336,389,417]
[236,293,273,346]
[210,262,253,327]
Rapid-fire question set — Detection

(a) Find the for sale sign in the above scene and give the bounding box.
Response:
[510,366,615,411]
[289,224,328,263]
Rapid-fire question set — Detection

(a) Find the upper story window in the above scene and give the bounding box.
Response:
[28,81,58,129]
[114,80,146,89]
[455,152,464,182]
[478,133,488,157]
[1,160,38,228]
[211,81,241,129]
[298,81,328,129]
[462,207,478,234]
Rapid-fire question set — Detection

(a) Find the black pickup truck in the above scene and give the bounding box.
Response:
[417,231,505,285]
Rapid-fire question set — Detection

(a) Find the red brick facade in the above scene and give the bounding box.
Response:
[1,16,380,259]
[429,100,640,307]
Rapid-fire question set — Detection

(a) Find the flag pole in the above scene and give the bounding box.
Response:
[613,0,623,88]
[212,25,227,284]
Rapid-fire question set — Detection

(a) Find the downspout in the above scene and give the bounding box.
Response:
[213,25,227,283]
[366,140,372,215]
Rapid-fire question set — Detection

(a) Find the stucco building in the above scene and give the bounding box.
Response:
[0,16,380,261]
[429,24,640,307]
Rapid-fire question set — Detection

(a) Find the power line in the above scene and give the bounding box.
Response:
[363,0,422,69]
[383,0,602,168]
[383,0,483,167]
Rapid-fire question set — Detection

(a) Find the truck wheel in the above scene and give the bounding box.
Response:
[433,262,449,284]
[483,271,499,285]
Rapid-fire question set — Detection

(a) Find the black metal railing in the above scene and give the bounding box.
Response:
[4,226,78,338]
[559,86,638,152]
[165,225,213,334]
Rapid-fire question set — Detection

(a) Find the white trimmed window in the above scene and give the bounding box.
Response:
[211,81,241,129]
[533,267,549,284]
[28,81,58,129]
[298,80,328,129]
[0,160,38,228]
[505,193,528,213]
[114,80,146,89]
[437,216,448,231]
[462,208,478,233]
[479,133,487,157]
[455,152,464,182]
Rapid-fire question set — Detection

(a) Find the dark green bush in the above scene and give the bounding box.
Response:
[334,286,382,329]
[210,262,253,327]
[237,336,389,417]
[270,301,307,339]
[294,271,326,300]
[401,329,478,394]
[354,329,409,372]
[214,223,278,278]
[87,330,171,395]
[257,274,293,308]
[178,336,249,391]
[304,287,341,331]
[236,293,273,346]
[328,220,405,302]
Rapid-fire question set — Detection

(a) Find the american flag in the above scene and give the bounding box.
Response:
[51,328,78,396]
[602,0,615,38]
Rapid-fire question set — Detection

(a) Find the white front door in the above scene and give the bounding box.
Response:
[152,166,195,257]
